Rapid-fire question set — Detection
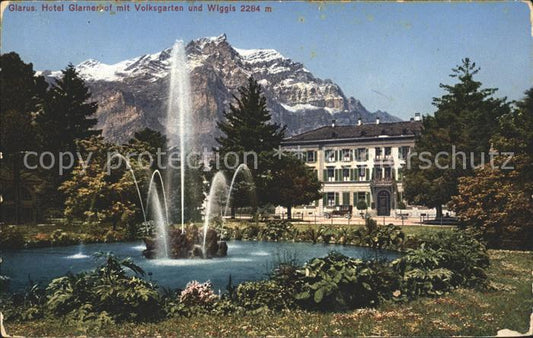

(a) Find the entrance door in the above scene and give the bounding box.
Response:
[377,190,391,216]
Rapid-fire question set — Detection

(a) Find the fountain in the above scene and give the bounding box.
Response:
[141,40,233,260]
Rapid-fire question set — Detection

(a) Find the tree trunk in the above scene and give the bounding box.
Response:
[13,153,21,224]
[435,204,443,219]
[287,205,292,220]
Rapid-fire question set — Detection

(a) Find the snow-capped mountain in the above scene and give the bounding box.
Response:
[38,34,401,145]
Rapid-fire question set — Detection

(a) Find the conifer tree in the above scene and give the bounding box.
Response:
[404,59,510,218]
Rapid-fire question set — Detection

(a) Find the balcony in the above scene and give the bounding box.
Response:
[374,155,394,164]
[371,177,395,187]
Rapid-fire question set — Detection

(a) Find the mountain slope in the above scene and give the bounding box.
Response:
[38,34,401,145]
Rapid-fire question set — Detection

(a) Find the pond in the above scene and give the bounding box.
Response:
[1,240,399,292]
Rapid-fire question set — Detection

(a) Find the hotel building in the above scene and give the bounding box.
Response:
[281,115,423,217]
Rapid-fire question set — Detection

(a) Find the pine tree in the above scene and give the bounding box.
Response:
[404,58,510,218]
[0,52,47,224]
[216,77,286,208]
[38,63,99,153]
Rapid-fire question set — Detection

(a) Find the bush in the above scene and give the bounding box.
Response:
[179,281,218,309]
[261,220,293,241]
[46,253,162,323]
[235,280,295,311]
[356,200,368,210]
[354,218,405,250]
[0,225,25,249]
[394,230,489,298]
[295,252,401,311]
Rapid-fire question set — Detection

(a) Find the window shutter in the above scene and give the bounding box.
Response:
[350,168,355,181]
[323,194,327,206]
[365,168,370,180]
[353,192,358,204]
[343,192,350,205]
[365,192,370,206]
[398,168,403,180]
[335,193,339,205]
[365,149,369,161]
[323,170,327,181]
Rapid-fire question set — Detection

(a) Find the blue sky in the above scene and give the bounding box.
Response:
[1,1,531,119]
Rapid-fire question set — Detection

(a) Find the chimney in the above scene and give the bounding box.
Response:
[376,117,380,125]
[414,113,421,121]
[331,119,336,128]
[357,117,362,126]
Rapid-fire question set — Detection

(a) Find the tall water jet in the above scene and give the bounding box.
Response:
[202,172,228,255]
[166,40,193,233]
[224,164,254,218]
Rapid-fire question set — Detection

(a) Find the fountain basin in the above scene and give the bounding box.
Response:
[1,240,399,293]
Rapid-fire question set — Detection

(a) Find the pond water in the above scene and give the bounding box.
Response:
[1,240,399,292]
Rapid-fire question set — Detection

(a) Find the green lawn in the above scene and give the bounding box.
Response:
[5,249,532,336]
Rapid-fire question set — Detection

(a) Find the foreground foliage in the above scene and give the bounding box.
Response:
[3,250,531,336]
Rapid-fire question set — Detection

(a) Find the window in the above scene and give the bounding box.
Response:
[343,168,350,181]
[375,147,382,157]
[357,192,366,203]
[306,150,316,162]
[385,147,391,156]
[398,146,410,160]
[356,148,367,161]
[325,149,336,162]
[384,167,392,179]
[327,192,335,207]
[342,149,352,161]
[327,168,335,182]
[374,166,382,179]
[357,165,366,181]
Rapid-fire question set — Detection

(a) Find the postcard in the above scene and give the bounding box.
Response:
[1,1,532,336]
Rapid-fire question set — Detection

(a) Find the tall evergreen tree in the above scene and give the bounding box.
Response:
[37,63,99,153]
[0,52,47,224]
[216,77,286,208]
[404,59,510,217]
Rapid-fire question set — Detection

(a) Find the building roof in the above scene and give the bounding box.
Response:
[283,121,423,144]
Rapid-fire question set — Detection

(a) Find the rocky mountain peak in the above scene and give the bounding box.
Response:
[39,34,401,145]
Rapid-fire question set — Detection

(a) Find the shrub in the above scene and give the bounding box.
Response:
[179,281,218,308]
[46,253,162,323]
[0,225,25,249]
[242,223,261,240]
[394,230,489,298]
[356,200,368,210]
[354,218,405,250]
[235,280,295,311]
[295,252,401,311]
[261,220,293,241]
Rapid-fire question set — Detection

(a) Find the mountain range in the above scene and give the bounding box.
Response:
[38,34,402,146]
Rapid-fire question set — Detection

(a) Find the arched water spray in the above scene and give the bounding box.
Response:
[202,172,228,255]
[146,170,170,228]
[224,164,254,218]
[166,40,193,233]
[150,189,169,258]
[104,153,147,222]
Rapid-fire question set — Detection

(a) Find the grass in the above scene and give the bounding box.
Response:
[5,249,532,336]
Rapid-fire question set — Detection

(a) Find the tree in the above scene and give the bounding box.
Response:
[404,58,510,217]
[0,52,47,224]
[450,88,533,249]
[59,136,147,231]
[216,77,286,209]
[38,63,99,153]
[269,155,322,220]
